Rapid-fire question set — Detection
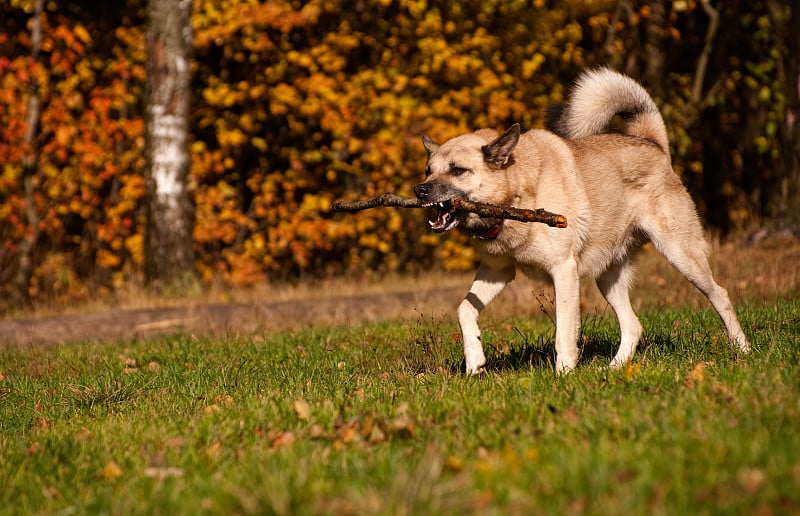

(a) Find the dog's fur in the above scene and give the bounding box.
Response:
[414,68,750,374]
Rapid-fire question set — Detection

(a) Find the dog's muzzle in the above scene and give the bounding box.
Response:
[414,183,461,233]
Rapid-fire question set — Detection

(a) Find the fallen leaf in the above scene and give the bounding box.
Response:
[624,361,641,382]
[739,468,766,494]
[686,361,712,387]
[310,424,327,439]
[293,398,312,421]
[712,382,736,403]
[27,442,40,456]
[390,413,416,438]
[206,441,223,458]
[337,421,361,444]
[213,394,235,407]
[144,467,184,479]
[269,431,295,448]
[118,355,137,368]
[203,404,221,415]
[103,461,123,480]
[445,456,464,472]
[42,485,61,499]
[366,423,386,444]
[360,415,375,439]
[561,408,579,424]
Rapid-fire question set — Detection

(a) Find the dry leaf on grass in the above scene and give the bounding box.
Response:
[686,361,712,387]
[624,361,641,382]
[269,431,295,449]
[206,441,223,459]
[144,467,184,479]
[103,461,123,480]
[293,398,312,421]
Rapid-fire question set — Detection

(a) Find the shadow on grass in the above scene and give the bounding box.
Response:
[408,308,704,376]
[477,316,689,375]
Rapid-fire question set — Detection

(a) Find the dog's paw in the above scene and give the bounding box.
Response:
[465,364,486,376]
[464,356,487,376]
[555,356,577,375]
[736,337,752,354]
[608,357,627,370]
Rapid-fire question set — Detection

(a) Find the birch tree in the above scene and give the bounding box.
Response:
[13,0,44,308]
[144,0,195,286]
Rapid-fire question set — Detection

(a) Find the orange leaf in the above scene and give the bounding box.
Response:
[102,461,123,480]
[269,431,295,448]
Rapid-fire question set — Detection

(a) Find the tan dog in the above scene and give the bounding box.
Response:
[414,68,750,374]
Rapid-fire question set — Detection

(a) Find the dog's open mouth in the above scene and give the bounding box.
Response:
[423,201,461,233]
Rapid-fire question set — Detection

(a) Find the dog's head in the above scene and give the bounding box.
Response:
[414,124,520,234]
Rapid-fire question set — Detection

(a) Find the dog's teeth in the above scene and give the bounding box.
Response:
[437,202,444,208]
[428,220,435,227]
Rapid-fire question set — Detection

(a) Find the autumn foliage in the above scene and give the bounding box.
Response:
[0,0,794,309]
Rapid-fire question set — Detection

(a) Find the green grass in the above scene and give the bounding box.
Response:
[1,298,799,514]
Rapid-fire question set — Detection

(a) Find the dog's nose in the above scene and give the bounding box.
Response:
[414,183,430,200]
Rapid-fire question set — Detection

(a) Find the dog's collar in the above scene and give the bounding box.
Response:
[476,219,504,240]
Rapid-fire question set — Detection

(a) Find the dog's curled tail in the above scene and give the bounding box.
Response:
[546,68,669,154]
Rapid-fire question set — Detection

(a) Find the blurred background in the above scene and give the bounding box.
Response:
[0,0,797,313]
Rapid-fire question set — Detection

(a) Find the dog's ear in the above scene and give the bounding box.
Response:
[482,124,520,168]
[422,134,439,155]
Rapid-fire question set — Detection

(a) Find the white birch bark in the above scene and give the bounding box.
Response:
[145,0,195,284]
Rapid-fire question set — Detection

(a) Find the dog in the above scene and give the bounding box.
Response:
[414,68,751,374]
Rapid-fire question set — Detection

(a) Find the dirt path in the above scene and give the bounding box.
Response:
[3,235,798,348]
[0,287,466,347]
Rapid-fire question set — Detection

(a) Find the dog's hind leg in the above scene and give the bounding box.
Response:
[597,258,643,368]
[644,208,751,354]
[660,240,750,353]
[459,263,515,375]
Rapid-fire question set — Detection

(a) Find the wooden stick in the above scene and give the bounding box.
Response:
[330,193,568,228]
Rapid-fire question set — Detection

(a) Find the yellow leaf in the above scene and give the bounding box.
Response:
[102,461,123,480]
[74,24,92,44]
[687,361,710,385]
[251,137,268,151]
[445,456,464,471]
[624,361,641,382]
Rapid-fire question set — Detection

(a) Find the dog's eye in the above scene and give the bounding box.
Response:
[450,166,469,176]
[425,166,432,177]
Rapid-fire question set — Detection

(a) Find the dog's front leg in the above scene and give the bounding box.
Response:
[458,263,515,375]
[552,258,581,373]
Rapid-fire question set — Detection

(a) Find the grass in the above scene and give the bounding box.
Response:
[1,295,799,515]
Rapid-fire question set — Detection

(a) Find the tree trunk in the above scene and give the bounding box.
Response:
[13,0,44,309]
[144,0,195,286]
[781,0,800,227]
[644,0,666,101]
